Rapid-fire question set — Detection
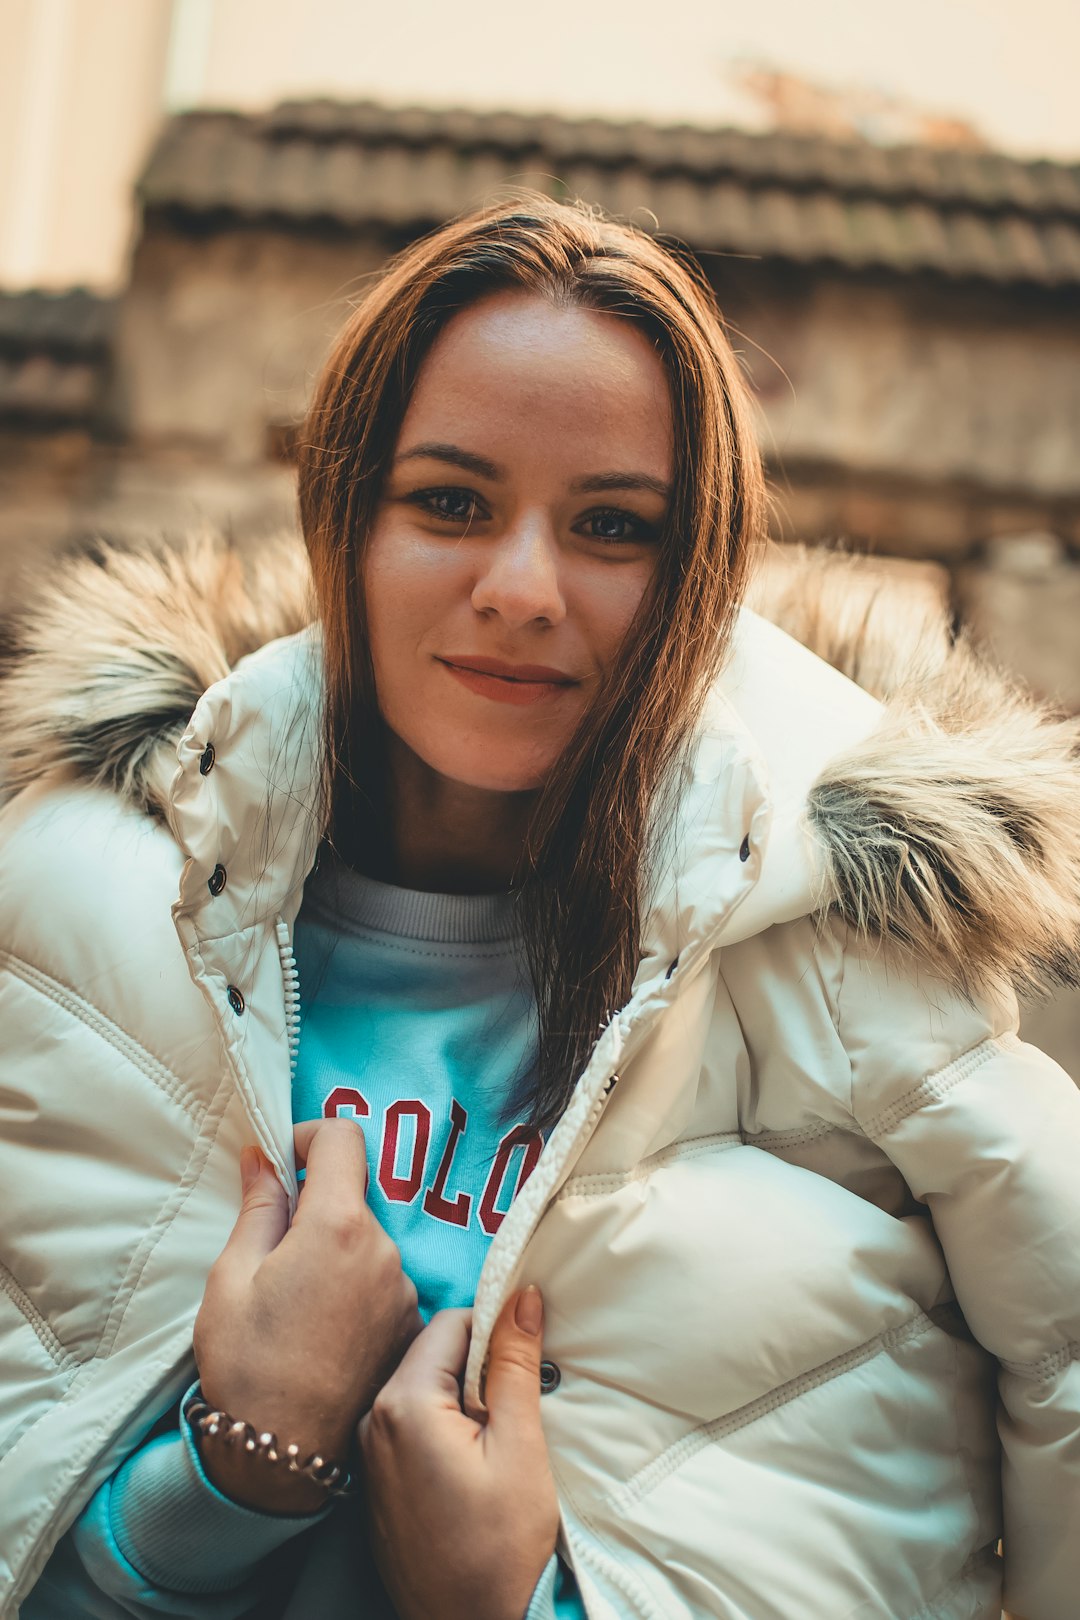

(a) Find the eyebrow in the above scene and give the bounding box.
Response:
[394,441,672,500]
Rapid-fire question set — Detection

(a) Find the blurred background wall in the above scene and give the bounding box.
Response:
[1,0,1077,1064]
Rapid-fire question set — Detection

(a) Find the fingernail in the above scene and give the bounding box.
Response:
[515,1284,543,1336]
[240,1146,260,1189]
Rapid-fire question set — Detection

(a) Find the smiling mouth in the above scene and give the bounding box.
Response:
[436,657,580,706]
[437,657,578,685]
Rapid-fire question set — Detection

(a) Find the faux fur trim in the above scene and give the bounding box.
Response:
[811,667,1080,998]
[752,544,1080,996]
[0,532,313,816]
[2,532,1078,998]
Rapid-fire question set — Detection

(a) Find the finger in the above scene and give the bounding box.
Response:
[214,1146,290,1279]
[484,1286,546,1439]
[293,1115,368,1174]
[291,1116,370,1223]
[381,1308,473,1411]
[293,1116,322,1170]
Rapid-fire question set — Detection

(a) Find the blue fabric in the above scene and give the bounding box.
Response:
[25,1379,326,1619]
[526,1551,586,1620]
[25,863,586,1620]
[289,862,543,1322]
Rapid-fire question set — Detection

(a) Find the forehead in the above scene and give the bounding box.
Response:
[399,290,674,474]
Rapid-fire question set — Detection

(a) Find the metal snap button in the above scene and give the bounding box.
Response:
[739,834,751,862]
[207,864,227,897]
[199,742,216,775]
[226,984,245,1015]
[539,1360,561,1395]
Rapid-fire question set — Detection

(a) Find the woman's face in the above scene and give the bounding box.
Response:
[363,288,675,795]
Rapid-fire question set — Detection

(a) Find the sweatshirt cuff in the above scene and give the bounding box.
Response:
[524,1554,560,1619]
[525,1550,588,1619]
[107,1380,331,1594]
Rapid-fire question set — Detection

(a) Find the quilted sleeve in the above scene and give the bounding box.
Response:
[826,918,1080,1620]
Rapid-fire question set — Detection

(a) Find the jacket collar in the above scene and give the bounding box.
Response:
[636,608,883,983]
[169,624,325,939]
[163,608,885,990]
[5,533,1079,1002]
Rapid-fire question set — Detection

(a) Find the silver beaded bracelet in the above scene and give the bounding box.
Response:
[183,1388,358,1501]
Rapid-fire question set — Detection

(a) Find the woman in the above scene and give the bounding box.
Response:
[2,192,1079,1620]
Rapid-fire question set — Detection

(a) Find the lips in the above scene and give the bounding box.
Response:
[438,655,578,684]
[436,655,581,707]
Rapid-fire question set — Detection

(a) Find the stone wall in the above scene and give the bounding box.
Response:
[109,226,388,462]
[0,435,295,607]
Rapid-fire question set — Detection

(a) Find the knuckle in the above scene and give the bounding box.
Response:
[496,1343,541,1379]
[380,1227,406,1266]
[192,1310,209,1363]
[369,1226,403,1275]
[325,1115,369,1161]
[368,1384,408,1440]
[242,1188,282,1217]
[322,1208,370,1251]
[201,1256,230,1304]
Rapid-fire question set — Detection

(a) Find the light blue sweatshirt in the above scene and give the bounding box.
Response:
[25,858,585,1620]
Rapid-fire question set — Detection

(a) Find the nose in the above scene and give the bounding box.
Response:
[470,519,566,629]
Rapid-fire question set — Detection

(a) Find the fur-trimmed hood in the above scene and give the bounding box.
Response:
[1,532,1079,1002]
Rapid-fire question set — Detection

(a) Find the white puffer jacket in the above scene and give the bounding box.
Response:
[2,540,1079,1620]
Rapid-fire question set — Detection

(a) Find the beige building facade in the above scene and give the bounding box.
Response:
[0,0,173,292]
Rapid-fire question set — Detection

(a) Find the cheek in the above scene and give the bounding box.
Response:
[363,532,459,683]
[365,534,431,634]
[582,559,658,668]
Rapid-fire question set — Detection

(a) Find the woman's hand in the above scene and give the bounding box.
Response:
[192,1117,423,1515]
[358,1287,561,1620]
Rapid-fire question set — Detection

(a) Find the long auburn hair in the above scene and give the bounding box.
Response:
[297,191,767,1130]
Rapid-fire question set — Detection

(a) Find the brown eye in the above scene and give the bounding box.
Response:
[413,488,482,524]
[582,507,657,544]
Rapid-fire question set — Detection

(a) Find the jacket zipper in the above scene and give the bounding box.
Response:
[467,938,723,1405]
[275,918,301,1077]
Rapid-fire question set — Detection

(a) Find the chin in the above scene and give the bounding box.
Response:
[427,744,558,796]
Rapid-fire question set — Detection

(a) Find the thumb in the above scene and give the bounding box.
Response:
[217,1145,290,1278]
[484,1285,546,1438]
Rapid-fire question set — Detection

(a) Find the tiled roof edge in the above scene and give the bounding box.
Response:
[0,288,118,357]
[133,102,1080,287]
[245,99,1080,216]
